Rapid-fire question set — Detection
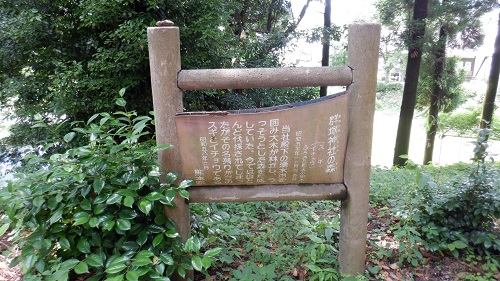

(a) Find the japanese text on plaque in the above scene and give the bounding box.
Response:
[175,92,349,186]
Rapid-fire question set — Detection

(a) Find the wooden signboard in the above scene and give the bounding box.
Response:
[175,92,349,186]
[148,23,380,278]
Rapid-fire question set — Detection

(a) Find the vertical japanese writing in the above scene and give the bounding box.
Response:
[244,122,256,183]
[326,114,342,173]
[183,95,348,186]
[278,125,290,182]
[208,122,222,184]
[220,121,232,184]
[245,121,255,152]
[292,131,302,182]
[245,156,255,184]
[232,122,244,184]
[256,121,266,183]
[300,144,308,182]
[310,142,325,168]
[196,136,208,185]
[268,119,279,183]
[200,137,209,171]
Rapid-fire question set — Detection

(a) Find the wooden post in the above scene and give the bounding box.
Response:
[339,24,380,276]
[147,25,193,280]
[177,66,353,90]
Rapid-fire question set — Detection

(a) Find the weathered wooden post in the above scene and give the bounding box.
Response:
[339,24,380,276]
[147,24,193,280]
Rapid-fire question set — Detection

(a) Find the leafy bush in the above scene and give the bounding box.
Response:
[408,129,500,256]
[369,130,500,270]
[376,82,402,93]
[439,107,500,140]
[374,82,403,110]
[1,94,219,280]
[416,56,469,113]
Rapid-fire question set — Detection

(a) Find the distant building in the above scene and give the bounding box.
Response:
[457,56,491,81]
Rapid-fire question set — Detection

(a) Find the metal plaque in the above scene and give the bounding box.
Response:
[175,91,350,186]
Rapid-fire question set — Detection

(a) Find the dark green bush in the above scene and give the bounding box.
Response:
[412,129,500,255]
[1,93,220,280]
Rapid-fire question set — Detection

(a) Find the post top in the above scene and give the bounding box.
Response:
[156,19,174,27]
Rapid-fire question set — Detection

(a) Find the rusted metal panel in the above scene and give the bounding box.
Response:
[177,66,353,90]
[175,91,350,186]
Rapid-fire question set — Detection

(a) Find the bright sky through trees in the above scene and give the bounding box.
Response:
[290,0,497,72]
[291,0,376,27]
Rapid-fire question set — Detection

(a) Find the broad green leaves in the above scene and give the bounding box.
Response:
[74,261,89,274]
[1,105,216,280]
[86,254,104,268]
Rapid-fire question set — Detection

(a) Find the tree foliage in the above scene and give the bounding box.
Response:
[0,0,316,157]
[421,0,497,164]
[417,56,468,113]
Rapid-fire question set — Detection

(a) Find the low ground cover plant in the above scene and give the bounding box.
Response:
[194,129,499,280]
[369,129,500,279]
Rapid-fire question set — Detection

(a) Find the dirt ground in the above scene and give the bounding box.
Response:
[364,208,500,281]
[0,236,21,281]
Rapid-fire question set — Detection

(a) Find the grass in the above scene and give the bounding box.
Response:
[190,162,500,281]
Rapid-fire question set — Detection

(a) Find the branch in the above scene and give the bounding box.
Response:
[286,0,312,34]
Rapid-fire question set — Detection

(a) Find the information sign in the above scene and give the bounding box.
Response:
[175,92,350,186]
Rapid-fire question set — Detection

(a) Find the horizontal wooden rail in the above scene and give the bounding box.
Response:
[177,66,353,90]
[187,183,347,203]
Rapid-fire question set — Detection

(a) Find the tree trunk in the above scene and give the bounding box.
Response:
[423,28,447,165]
[480,12,500,132]
[392,0,428,166]
[320,0,331,97]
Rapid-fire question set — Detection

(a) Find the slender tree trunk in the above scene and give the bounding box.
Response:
[480,12,500,132]
[233,0,250,37]
[423,27,447,164]
[392,0,428,166]
[319,0,331,97]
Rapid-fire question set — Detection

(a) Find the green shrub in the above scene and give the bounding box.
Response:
[1,93,220,280]
[194,200,346,280]
[439,107,500,140]
[412,129,500,255]
[376,82,402,93]
[375,82,403,110]
[372,131,500,269]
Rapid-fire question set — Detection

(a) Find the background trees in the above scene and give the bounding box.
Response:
[1,0,498,166]
[379,0,429,167]
[0,0,316,158]
[422,0,497,164]
[377,0,498,165]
